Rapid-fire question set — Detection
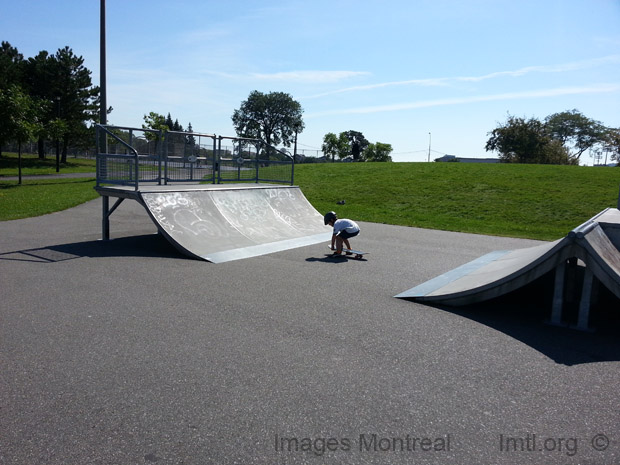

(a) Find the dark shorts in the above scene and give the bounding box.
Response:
[337,230,359,240]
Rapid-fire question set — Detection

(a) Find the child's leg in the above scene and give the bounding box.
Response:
[343,238,351,250]
[335,236,344,253]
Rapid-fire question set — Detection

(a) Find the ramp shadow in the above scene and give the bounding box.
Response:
[0,234,187,263]
[419,273,620,366]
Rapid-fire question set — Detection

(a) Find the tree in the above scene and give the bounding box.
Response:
[143,112,167,132]
[545,110,607,161]
[142,112,168,152]
[186,122,196,151]
[21,47,99,161]
[0,41,24,92]
[53,47,100,163]
[231,91,304,149]
[603,127,620,166]
[0,43,100,162]
[485,114,574,164]
[165,113,174,130]
[322,132,348,162]
[342,130,369,161]
[364,142,393,162]
[22,50,53,158]
[0,85,44,183]
[321,130,374,161]
[0,43,25,157]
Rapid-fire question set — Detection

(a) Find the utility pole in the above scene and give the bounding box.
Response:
[428,132,431,162]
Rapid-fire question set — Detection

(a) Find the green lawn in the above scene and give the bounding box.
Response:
[0,177,98,221]
[294,162,619,240]
[0,152,96,176]
[1,156,618,241]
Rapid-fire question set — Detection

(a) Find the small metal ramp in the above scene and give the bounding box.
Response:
[96,184,332,263]
[395,208,620,330]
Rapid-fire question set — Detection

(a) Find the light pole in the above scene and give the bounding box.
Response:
[428,132,431,162]
[100,0,107,127]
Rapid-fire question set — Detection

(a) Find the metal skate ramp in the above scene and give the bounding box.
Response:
[395,208,620,330]
[96,184,332,263]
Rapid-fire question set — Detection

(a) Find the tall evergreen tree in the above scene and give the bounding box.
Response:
[53,47,99,162]
[186,122,196,148]
[0,41,25,91]
[22,47,99,160]
[165,113,174,130]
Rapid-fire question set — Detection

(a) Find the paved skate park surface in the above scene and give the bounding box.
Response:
[1,197,619,464]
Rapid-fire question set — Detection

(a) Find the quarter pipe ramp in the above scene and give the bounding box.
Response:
[96,184,332,263]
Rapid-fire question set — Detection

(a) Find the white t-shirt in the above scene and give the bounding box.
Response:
[333,218,360,235]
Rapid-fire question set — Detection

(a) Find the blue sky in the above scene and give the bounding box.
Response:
[2,0,620,163]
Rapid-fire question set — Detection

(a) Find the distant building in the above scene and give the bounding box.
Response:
[435,154,499,163]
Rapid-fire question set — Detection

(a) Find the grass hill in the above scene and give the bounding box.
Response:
[294,162,619,240]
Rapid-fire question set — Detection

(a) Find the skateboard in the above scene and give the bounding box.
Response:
[327,245,368,260]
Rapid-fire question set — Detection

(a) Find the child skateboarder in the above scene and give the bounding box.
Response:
[324,211,360,256]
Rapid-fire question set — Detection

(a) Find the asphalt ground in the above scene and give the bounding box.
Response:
[1,196,619,465]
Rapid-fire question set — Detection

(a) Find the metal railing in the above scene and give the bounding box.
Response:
[95,124,294,188]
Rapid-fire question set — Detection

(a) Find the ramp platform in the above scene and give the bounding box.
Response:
[395,208,620,330]
[96,184,332,263]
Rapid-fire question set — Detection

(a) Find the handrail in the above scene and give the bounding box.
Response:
[167,129,217,139]
[96,124,141,190]
[95,123,140,157]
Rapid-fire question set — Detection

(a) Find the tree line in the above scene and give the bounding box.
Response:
[230,90,394,162]
[485,110,619,165]
[0,41,101,162]
[321,131,393,162]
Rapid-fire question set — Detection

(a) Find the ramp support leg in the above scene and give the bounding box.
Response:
[573,267,595,332]
[101,195,124,241]
[549,261,567,327]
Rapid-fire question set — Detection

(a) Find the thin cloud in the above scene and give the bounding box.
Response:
[304,55,620,99]
[302,78,450,99]
[307,84,620,117]
[249,70,370,83]
[194,69,370,84]
[458,55,620,82]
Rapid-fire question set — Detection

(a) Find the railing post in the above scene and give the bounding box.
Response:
[159,130,165,185]
[134,141,139,190]
[96,124,107,186]
[212,136,217,184]
[255,141,261,183]
[217,136,223,184]
[291,153,295,186]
